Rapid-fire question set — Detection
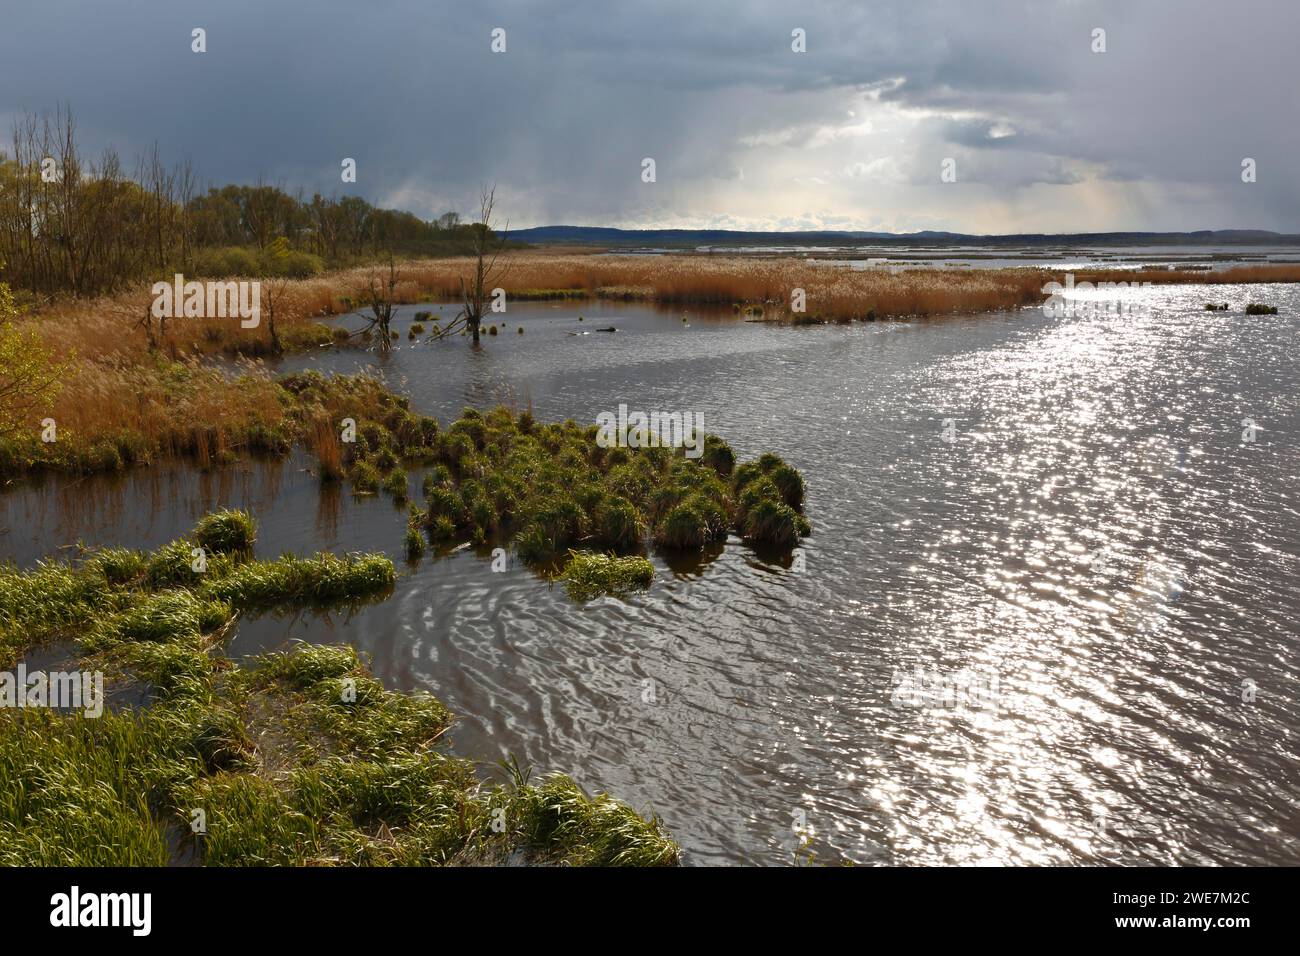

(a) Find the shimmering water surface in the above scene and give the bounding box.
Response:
[4,284,1298,865]
[705,243,1300,272]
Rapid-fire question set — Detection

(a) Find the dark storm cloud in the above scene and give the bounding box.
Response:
[1,0,1296,231]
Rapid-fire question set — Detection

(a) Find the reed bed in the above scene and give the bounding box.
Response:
[328,255,1298,320]
[381,254,1055,321]
[0,357,281,476]
[19,285,340,365]
[1069,264,1300,286]
[0,364,409,480]
[16,256,1298,380]
[8,254,1294,477]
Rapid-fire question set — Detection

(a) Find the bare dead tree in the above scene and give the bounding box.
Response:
[100,298,159,352]
[139,142,176,270]
[2,106,158,297]
[431,185,509,345]
[176,158,198,273]
[263,276,290,355]
[358,256,398,350]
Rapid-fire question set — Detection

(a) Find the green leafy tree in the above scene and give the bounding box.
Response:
[0,278,68,437]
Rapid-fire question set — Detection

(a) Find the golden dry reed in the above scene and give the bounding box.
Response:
[22,254,1300,365]
[9,255,1297,468]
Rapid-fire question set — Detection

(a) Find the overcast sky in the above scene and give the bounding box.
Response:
[2,0,1296,233]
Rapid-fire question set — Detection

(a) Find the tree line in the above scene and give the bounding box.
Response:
[0,108,500,299]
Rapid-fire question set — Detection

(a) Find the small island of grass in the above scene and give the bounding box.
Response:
[560,551,655,602]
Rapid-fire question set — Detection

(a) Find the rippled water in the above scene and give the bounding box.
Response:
[4,285,1299,865]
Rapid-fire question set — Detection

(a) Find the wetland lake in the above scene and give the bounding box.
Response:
[4,285,1298,865]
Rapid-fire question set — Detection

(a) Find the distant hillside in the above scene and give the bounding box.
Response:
[508,226,1300,248]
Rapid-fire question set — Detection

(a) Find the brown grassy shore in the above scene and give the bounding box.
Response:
[21,253,1300,361]
[6,254,1297,479]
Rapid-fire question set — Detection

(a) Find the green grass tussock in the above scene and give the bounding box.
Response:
[202,553,395,609]
[560,551,655,602]
[193,509,258,555]
[0,560,114,667]
[400,406,810,597]
[0,514,678,866]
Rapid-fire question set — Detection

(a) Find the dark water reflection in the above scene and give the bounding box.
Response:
[4,289,1299,865]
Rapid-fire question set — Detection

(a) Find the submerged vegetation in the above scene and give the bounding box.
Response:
[1203,301,1283,314]
[0,508,395,670]
[0,511,679,866]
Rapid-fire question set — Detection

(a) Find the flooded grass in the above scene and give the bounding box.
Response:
[283,388,812,599]
[559,551,655,602]
[0,560,114,668]
[383,407,810,594]
[2,278,819,861]
[0,512,679,866]
[193,509,258,555]
[1,347,814,600]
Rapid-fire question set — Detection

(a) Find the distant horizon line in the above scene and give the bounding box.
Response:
[506,226,1300,242]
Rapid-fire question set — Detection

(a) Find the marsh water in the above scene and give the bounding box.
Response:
[704,243,1300,272]
[4,285,1299,865]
